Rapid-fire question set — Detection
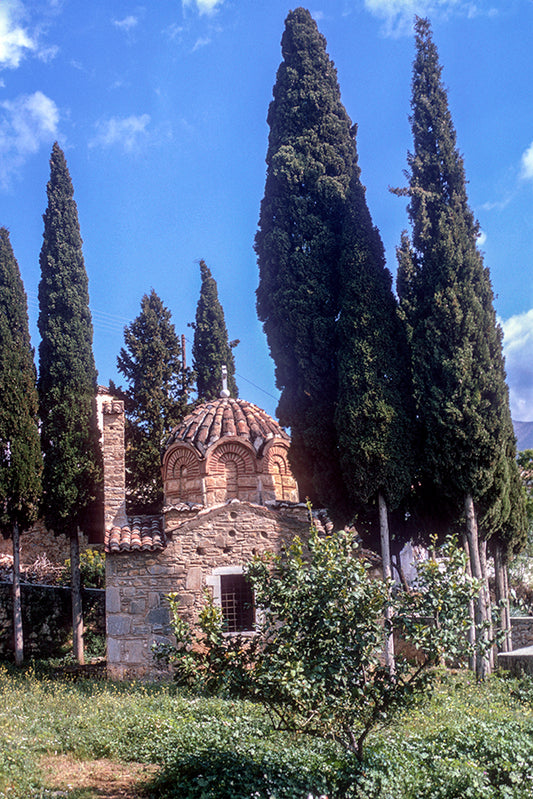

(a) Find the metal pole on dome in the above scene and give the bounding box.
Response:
[220,365,230,398]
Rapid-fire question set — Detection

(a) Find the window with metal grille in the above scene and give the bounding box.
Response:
[220,573,254,632]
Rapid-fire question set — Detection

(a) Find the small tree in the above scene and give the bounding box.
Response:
[0,228,42,665]
[115,290,192,513]
[159,523,480,762]
[191,260,238,401]
[38,143,102,665]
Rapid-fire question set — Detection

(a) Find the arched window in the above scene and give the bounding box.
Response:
[225,460,238,500]
[178,465,188,499]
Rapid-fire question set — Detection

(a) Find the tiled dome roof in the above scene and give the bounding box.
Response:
[165,397,289,457]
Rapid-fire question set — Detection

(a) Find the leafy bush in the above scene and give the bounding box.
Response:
[158,525,481,760]
[63,547,105,588]
[1,667,533,797]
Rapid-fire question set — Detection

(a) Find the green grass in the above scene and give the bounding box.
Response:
[1,665,533,797]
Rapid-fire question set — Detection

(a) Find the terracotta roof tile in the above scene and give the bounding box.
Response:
[105,515,166,554]
[166,398,289,457]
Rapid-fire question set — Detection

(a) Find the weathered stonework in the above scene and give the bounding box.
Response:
[0,521,89,568]
[106,500,318,679]
[103,391,320,680]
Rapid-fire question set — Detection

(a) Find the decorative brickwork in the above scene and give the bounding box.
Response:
[104,390,310,679]
[101,393,127,530]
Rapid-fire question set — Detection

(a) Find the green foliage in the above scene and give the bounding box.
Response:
[517,450,533,536]
[0,667,532,798]
[191,260,238,401]
[37,142,102,539]
[396,19,517,531]
[399,536,480,664]
[0,228,42,537]
[158,523,481,762]
[246,526,481,760]
[255,7,357,513]
[0,668,533,799]
[335,163,415,518]
[153,590,257,696]
[115,290,193,513]
[63,548,105,589]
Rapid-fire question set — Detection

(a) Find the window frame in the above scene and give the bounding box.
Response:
[206,566,257,635]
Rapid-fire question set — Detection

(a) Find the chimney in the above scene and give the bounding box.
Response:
[98,388,128,531]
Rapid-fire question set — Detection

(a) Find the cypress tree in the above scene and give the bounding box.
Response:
[116,289,193,513]
[0,228,42,665]
[335,147,415,668]
[396,18,516,676]
[191,260,238,401]
[255,7,355,512]
[38,142,102,665]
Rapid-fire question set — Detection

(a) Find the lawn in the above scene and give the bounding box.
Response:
[0,665,532,798]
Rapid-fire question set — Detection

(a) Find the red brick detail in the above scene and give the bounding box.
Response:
[165,446,201,479]
[208,441,256,476]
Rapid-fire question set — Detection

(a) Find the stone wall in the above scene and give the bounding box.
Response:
[106,500,314,680]
[0,522,89,569]
[101,396,127,530]
[0,583,104,660]
[511,616,533,649]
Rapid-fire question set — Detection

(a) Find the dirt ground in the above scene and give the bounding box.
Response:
[40,754,161,798]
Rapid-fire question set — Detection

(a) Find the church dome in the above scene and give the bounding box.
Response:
[165,397,289,457]
[162,397,298,507]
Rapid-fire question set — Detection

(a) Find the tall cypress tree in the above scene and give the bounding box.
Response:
[396,18,516,676]
[115,289,193,513]
[255,7,355,512]
[0,228,42,665]
[335,150,415,668]
[38,142,102,665]
[192,260,238,401]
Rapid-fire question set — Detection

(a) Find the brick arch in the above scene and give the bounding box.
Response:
[205,440,258,504]
[207,440,256,476]
[262,442,299,502]
[163,444,202,504]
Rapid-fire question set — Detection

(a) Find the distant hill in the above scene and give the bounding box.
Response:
[513,420,533,452]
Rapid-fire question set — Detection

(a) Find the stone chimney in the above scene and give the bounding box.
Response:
[97,387,127,531]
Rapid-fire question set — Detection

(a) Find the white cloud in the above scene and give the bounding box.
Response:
[0,0,36,68]
[502,309,533,421]
[521,141,533,181]
[89,114,151,153]
[0,90,59,186]
[192,36,211,51]
[476,230,487,247]
[363,0,496,36]
[113,15,139,33]
[182,0,223,16]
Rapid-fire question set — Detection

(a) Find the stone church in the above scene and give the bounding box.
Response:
[100,383,328,680]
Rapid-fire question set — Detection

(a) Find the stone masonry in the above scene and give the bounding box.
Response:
[103,389,316,680]
[106,500,316,680]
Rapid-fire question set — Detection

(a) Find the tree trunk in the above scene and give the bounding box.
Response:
[12,522,23,666]
[464,493,490,678]
[378,492,395,673]
[493,541,511,653]
[462,534,476,672]
[503,557,513,651]
[479,539,494,670]
[70,530,84,665]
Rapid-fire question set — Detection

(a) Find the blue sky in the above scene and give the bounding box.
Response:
[1,0,532,422]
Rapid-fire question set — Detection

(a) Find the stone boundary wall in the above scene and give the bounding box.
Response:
[0,522,90,569]
[511,617,533,649]
[0,583,104,660]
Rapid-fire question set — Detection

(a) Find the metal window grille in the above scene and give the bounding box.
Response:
[220,573,254,632]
